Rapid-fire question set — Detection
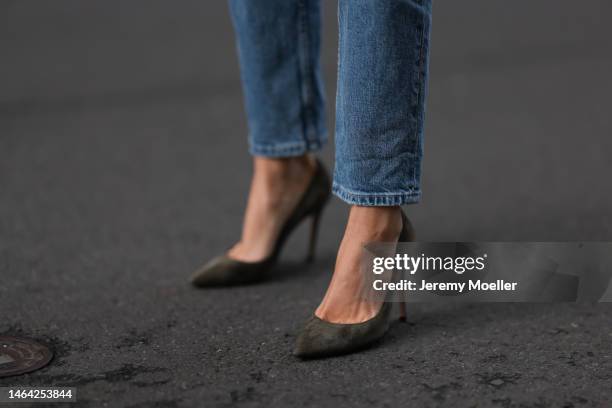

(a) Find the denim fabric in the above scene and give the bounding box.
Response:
[229,0,432,206]
[228,0,327,157]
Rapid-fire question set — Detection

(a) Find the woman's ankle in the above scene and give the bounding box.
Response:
[253,154,316,181]
[346,205,403,241]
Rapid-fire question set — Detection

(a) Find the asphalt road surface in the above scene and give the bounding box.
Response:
[1,1,612,407]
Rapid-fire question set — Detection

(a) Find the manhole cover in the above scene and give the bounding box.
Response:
[0,336,53,378]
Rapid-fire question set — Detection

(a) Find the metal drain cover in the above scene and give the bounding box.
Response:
[0,336,53,378]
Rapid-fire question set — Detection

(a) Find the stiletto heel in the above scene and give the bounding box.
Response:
[306,208,323,263]
[294,209,416,359]
[191,159,331,287]
[397,212,413,323]
[398,300,407,322]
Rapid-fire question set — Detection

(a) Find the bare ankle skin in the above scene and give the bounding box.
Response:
[228,154,316,262]
[315,205,403,324]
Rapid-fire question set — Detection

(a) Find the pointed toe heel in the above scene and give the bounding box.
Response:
[191,158,331,287]
[190,256,273,287]
[294,209,415,359]
[294,302,393,359]
[305,207,324,263]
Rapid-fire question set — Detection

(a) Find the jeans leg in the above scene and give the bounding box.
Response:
[228,0,326,157]
[333,0,432,206]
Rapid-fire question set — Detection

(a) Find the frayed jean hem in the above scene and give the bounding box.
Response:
[249,138,326,158]
[332,182,421,206]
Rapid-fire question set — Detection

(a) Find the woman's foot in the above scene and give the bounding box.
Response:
[227,154,316,262]
[315,206,403,324]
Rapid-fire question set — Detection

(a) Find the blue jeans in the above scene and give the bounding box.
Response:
[229,0,432,206]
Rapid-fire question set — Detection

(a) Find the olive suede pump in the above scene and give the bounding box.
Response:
[294,210,414,359]
[190,159,331,287]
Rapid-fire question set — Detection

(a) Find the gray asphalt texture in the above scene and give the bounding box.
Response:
[1,1,612,407]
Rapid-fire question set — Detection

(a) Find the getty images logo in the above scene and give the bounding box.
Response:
[372,253,488,275]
